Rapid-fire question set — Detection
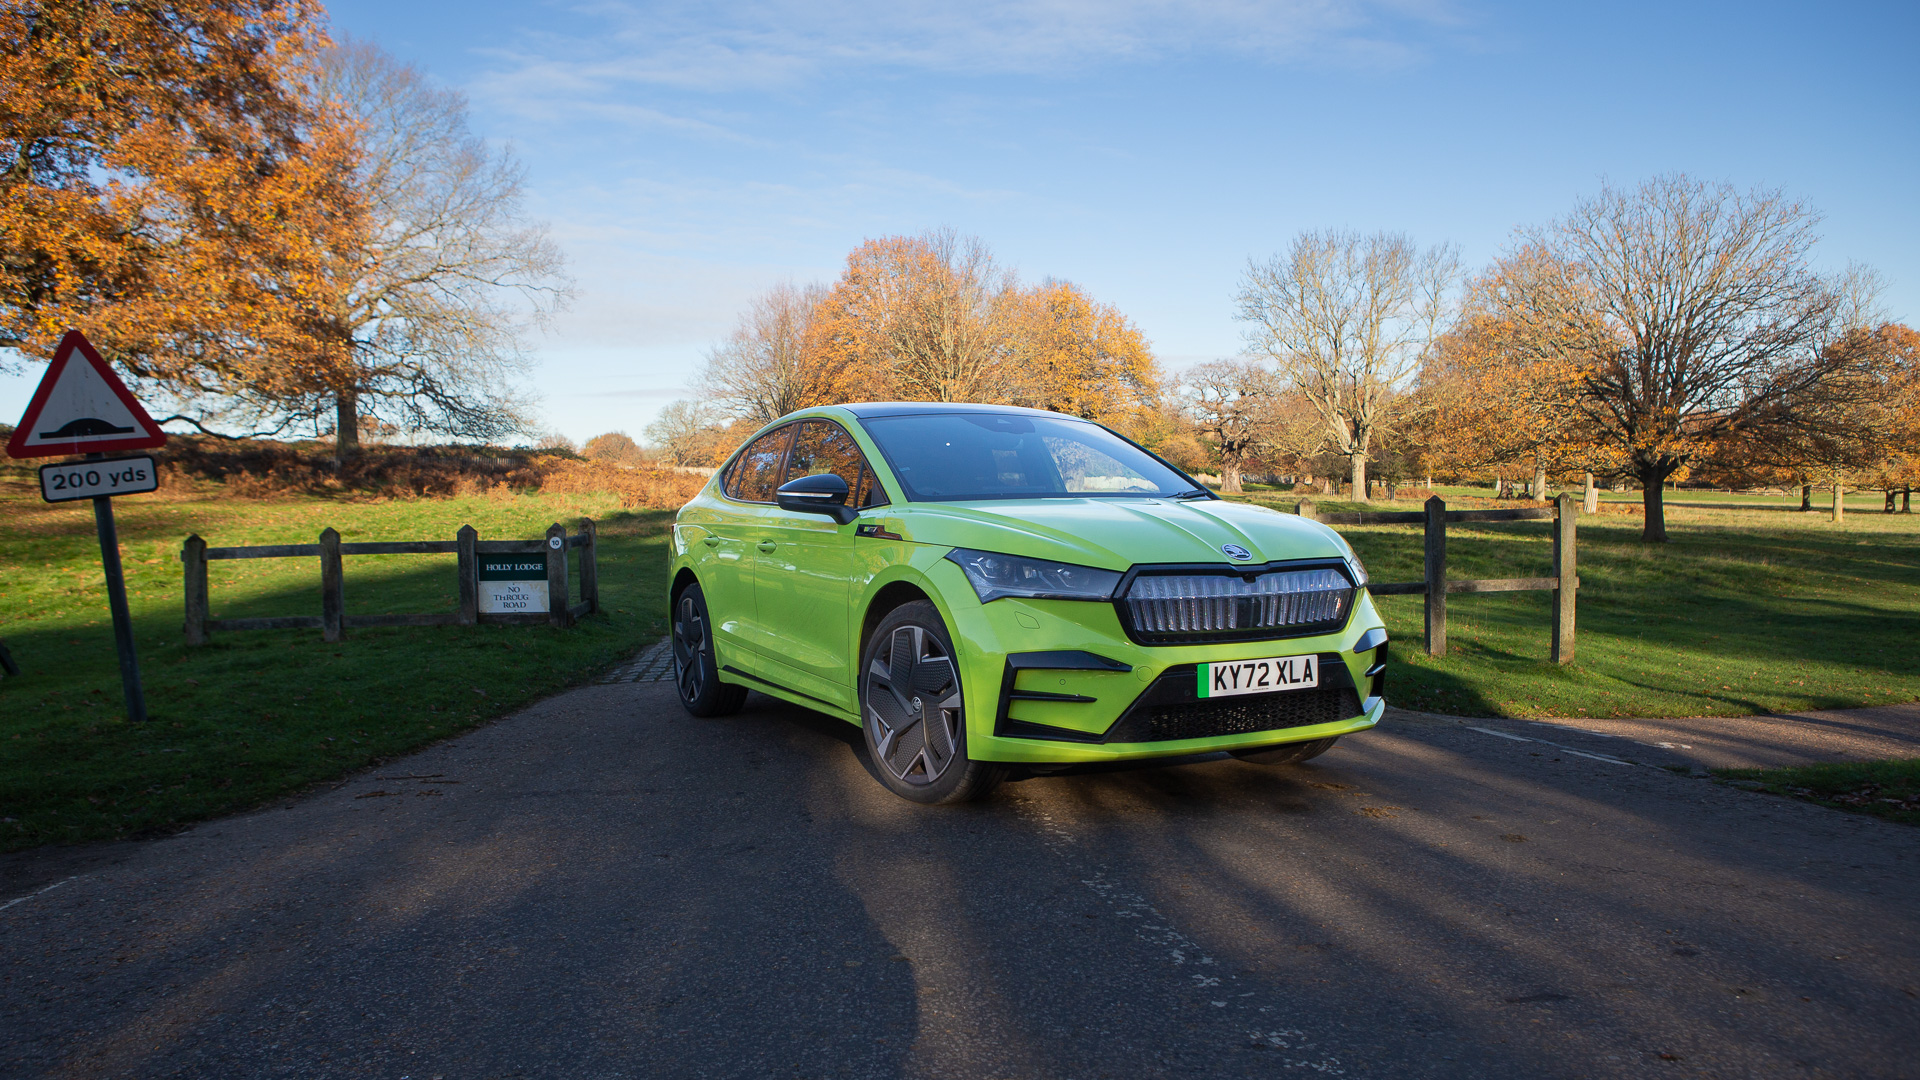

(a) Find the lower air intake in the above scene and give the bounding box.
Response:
[1104,671,1362,744]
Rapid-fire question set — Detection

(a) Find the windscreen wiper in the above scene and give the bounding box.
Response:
[1171,488,1213,500]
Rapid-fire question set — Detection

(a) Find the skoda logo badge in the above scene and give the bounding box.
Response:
[1221,543,1253,561]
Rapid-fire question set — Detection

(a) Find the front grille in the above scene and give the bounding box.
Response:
[1121,564,1355,643]
[1106,685,1364,744]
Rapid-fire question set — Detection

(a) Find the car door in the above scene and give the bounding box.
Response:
[701,424,792,659]
[750,419,885,701]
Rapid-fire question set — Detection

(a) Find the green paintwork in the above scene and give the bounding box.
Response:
[669,404,1389,763]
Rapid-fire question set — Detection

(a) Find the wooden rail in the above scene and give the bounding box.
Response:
[180,521,600,644]
[1295,495,1578,663]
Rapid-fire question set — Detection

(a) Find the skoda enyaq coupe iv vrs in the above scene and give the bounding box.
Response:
[667,403,1389,803]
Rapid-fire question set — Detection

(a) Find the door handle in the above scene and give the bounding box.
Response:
[703,536,721,547]
[757,540,777,553]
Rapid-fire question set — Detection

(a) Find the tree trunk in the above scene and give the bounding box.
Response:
[1350,452,1369,503]
[1221,460,1243,494]
[1532,459,1548,502]
[335,390,361,461]
[1905,487,1912,513]
[1637,465,1671,542]
[1886,490,1898,514]
[1583,472,1598,514]
[1832,481,1844,524]
[1799,484,1811,512]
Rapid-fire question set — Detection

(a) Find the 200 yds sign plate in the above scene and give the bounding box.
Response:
[38,455,158,503]
[1197,653,1319,698]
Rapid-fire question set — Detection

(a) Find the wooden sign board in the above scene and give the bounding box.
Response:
[478,556,549,614]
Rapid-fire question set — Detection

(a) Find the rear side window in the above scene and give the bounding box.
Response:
[725,425,793,502]
[786,420,888,508]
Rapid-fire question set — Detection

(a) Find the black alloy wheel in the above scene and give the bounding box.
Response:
[672,583,746,717]
[1230,736,1339,766]
[860,601,1004,804]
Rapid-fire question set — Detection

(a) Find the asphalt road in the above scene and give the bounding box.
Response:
[4,678,1918,1080]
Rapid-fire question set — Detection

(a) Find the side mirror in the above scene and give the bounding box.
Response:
[776,473,857,525]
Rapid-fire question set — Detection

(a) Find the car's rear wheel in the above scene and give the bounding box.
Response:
[672,583,747,717]
[861,601,1004,804]
[1231,736,1339,766]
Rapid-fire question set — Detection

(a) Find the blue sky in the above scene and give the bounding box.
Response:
[7,0,1917,443]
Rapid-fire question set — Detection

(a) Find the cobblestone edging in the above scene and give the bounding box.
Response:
[599,639,674,683]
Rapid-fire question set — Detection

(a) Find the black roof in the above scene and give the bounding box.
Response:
[838,402,1083,420]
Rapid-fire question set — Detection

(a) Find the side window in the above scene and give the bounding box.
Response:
[726,425,793,503]
[786,420,889,508]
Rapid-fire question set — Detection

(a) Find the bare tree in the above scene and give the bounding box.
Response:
[644,399,730,467]
[1183,360,1280,493]
[1485,176,1860,541]
[696,282,832,424]
[1236,230,1458,502]
[305,38,572,457]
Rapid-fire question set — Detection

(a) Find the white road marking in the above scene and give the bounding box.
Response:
[1014,798,1345,1073]
[0,875,77,913]
[1466,726,1633,766]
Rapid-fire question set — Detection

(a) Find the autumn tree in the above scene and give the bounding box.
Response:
[1012,279,1161,426]
[1236,230,1458,502]
[0,0,337,383]
[1183,359,1279,493]
[1480,176,1863,541]
[583,431,648,466]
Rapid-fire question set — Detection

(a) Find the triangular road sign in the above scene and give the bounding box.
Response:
[6,330,167,458]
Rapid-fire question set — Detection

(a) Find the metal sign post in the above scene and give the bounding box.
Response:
[7,330,169,722]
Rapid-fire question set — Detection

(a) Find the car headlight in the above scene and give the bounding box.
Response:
[945,548,1123,604]
[1345,553,1369,587]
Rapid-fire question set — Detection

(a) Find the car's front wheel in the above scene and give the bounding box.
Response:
[1231,736,1339,766]
[860,601,1004,804]
[672,583,747,717]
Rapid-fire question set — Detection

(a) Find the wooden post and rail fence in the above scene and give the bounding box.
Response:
[180,521,599,644]
[1299,494,1579,663]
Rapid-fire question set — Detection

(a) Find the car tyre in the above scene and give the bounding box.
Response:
[1231,736,1339,766]
[672,583,747,717]
[860,601,1004,804]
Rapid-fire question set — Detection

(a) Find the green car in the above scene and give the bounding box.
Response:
[667,403,1388,804]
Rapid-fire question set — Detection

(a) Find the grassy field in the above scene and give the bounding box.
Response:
[3,464,1916,853]
[1234,487,1920,721]
[0,462,672,853]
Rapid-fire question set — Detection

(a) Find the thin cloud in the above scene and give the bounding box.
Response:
[485,0,1465,100]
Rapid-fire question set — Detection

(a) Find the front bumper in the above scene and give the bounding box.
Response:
[933,563,1389,765]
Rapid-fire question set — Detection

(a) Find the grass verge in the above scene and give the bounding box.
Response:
[0,464,672,854]
[1713,760,1920,826]
[1232,488,1920,720]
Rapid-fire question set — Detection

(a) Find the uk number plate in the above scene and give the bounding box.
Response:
[1197,654,1319,699]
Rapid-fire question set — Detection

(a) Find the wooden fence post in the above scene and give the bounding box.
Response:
[1296,499,1317,521]
[545,522,571,628]
[182,534,209,645]
[1552,494,1577,665]
[456,525,478,625]
[579,518,600,615]
[1423,496,1447,657]
[320,527,345,643]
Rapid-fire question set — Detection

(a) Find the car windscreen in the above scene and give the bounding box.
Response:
[858,412,1195,502]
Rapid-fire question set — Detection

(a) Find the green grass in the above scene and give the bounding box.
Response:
[0,463,672,853]
[1713,760,1920,826]
[1231,489,1920,721]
